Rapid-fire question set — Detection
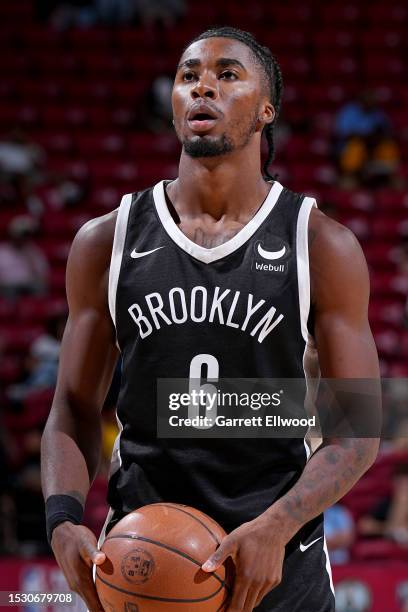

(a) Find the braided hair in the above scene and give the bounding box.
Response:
[185,26,283,180]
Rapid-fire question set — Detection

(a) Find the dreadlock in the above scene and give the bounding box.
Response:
[185,26,283,180]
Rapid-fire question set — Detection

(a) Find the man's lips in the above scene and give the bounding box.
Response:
[187,104,220,133]
[187,116,218,133]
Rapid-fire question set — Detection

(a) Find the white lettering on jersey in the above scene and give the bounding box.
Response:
[250,306,284,343]
[190,286,207,323]
[128,303,153,338]
[127,286,284,343]
[255,262,285,272]
[145,292,172,329]
[241,293,265,331]
[169,287,188,323]
[209,287,231,324]
[225,291,240,329]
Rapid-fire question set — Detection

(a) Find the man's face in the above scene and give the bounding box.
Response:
[172,37,273,158]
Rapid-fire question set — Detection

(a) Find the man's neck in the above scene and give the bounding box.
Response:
[167,146,272,222]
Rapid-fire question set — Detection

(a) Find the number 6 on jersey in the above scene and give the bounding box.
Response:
[188,354,219,428]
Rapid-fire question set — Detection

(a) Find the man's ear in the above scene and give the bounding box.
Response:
[262,103,275,125]
[257,103,275,131]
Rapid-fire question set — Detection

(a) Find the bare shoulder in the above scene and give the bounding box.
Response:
[308,207,369,308]
[71,209,117,262]
[66,209,118,309]
[308,207,364,260]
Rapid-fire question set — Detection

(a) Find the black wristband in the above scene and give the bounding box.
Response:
[45,494,84,545]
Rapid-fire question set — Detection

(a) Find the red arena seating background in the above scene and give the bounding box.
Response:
[0,1,407,610]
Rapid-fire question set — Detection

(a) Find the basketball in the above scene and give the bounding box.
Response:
[95,503,233,611]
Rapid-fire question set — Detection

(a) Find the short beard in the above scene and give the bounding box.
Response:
[181,111,259,159]
[183,134,234,158]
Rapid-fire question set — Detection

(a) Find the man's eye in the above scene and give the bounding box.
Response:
[183,71,196,81]
[220,70,237,80]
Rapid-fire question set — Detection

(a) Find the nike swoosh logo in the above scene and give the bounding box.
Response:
[257,243,286,260]
[299,536,323,552]
[130,246,164,259]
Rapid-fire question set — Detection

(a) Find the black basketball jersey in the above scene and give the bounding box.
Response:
[104,179,320,535]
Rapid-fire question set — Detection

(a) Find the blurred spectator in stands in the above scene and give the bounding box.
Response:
[48,1,97,30]
[96,0,138,25]
[399,583,408,612]
[0,426,17,555]
[405,296,408,329]
[0,216,49,300]
[0,130,45,199]
[358,462,408,546]
[145,75,174,132]
[401,597,408,612]
[0,182,19,209]
[135,0,186,28]
[394,237,408,327]
[100,360,121,473]
[273,112,292,153]
[390,420,408,452]
[40,174,86,211]
[324,504,355,564]
[393,236,408,275]
[334,91,400,188]
[13,424,48,556]
[7,312,66,405]
[101,407,119,475]
[380,382,408,446]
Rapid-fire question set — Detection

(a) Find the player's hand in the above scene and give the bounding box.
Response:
[201,513,292,611]
[51,521,106,612]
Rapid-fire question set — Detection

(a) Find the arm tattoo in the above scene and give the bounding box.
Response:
[278,438,377,526]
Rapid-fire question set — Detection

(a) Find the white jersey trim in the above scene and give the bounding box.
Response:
[93,506,115,596]
[323,535,335,595]
[108,193,133,328]
[153,179,284,264]
[296,196,316,344]
[297,196,322,459]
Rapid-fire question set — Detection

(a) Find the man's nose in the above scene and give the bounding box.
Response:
[191,78,217,100]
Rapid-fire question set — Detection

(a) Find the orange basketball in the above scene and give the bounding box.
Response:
[96,503,233,611]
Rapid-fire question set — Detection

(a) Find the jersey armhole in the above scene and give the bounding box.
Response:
[297,196,322,459]
[296,196,317,345]
[108,193,133,332]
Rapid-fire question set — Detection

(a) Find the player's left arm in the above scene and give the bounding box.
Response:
[202,209,381,612]
[271,208,381,527]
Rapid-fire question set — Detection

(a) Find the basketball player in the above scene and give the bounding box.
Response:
[41,27,380,611]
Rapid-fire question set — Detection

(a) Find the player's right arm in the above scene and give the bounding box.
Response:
[41,211,119,612]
